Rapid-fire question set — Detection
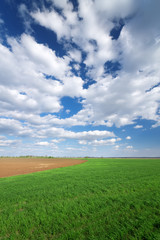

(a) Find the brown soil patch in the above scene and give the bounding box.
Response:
[0,158,86,178]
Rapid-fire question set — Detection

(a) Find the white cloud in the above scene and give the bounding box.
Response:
[89,138,121,146]
[47,0,69,10]
[0,118,33,137]
[0,114,116,142]
[39,128,115,140]
[73,63,80,71]
[0,111,87,128]
[68,49,82,63]
[0,0,160,157]
[35,141,59,150]
[126,145,133,149]
[0,18,4,24]
[114,145,120,150]
[35,141,50,146]
[65,147,82,151]
[0,139,21,147]
[31,0,116,78]
[31,8,73,40]
[134,125,143,129]
[66,109,70,114]
[94,0,136,19]
[20,34,70,78]
[79,140,87,145]
[126,136,131,140]
[51,139,63,143]
[18,4,32,33]
[72,68,160,127]
[0,33,86,120]
[0,39,63,114]
[79,137,121,146]
[1,0,159,131]
[152,121,160,128]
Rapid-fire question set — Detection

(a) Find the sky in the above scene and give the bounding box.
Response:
[0,0,160,157]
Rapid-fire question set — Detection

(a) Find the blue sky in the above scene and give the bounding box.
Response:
[0,0,160,157]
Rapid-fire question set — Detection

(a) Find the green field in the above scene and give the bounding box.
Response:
[0,158,160,240]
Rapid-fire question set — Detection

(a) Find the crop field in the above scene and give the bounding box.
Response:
[0,158,160,240]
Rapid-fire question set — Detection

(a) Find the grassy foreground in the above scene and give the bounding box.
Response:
[0,158,160,240]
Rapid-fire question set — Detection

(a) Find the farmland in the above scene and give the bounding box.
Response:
[0,157,86,178]
[0,158,160,240]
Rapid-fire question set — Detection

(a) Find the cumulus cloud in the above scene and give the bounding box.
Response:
[1,0,160,130]
[134,125,143,129]
[126,145,133,149]
[8,34,70,78]
[72,68,160,127]
[0,118,33,137]
[126,136,131,140]
[32,10,63,38]
[49,0,69,9]
[51,139,63,143]
[78,137,121,146]
[79,140,87,145]
[66,109,70,114]
[65,147,85,151]
[0,33,86,119]
[114,145,120,150]
[0,0,159,156]
[0,114,116,142]
[38,128,115,140]
[89,138,121,146]
[0,139,21,147]
[68,49,82,63]
[35,141,50,146]
[31,0,116,77]
[30,0,160,128]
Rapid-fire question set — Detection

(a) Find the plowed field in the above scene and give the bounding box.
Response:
[0,158,86,178]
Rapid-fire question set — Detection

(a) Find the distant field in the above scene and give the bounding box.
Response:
[0,158,160,240]
[0,157,86,178]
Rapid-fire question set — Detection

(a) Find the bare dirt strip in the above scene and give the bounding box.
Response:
[0,158,86,178]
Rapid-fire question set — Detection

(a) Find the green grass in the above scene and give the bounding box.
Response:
[0,158,160,240]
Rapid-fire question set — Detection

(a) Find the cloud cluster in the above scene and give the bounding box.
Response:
[79,137,121,146]
[37,128,115,140]
[0,116,116,146]
[0,0,160,156]
[0,139,21,147]
[0,118,33,137]
[30,0,160,128]
[0,33,85,118]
